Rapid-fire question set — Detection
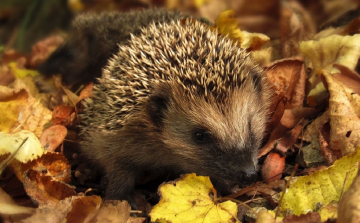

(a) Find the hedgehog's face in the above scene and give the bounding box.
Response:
[148,77,270,184]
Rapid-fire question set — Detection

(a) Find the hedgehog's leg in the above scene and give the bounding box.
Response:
[104,161,138,201]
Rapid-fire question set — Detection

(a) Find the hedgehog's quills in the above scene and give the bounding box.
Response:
[38,8,184,87]
[80,19,273,200]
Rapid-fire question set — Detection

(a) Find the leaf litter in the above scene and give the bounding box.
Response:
[1,0,360,222]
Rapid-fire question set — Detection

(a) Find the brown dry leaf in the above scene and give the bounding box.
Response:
[66,195,103,222]
[22,152,71,183]
[16,152,72,205]
[337,164,360,223]
[265,91,287,136]
[261,56,320,159]
[265,59,306,109]
[300,34,360,106]
[323,70,360,156]
[282,212,321,223]
[39,125,67,152]
[22,195,133,223]
[83,200,132,223]
[78,83,94,102]
[21,196,74,223]
[314,16,360,40]
[235,0,280,38]
[52,105,76,126]
[332,63,360,95]
[0,187,35,222]
[259,107,318,157]
[24,168,75,206]
[0,63,15,86]
[303,67,360,163]
[29,35,64,68]
[280,0,316,58]
[301,110,338,165]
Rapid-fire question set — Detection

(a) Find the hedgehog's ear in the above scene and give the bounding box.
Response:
[147,85,170,127]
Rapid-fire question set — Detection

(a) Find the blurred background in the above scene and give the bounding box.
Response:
[0,0,359,53]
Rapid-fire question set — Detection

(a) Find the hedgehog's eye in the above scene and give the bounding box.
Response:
[192,128,211,144]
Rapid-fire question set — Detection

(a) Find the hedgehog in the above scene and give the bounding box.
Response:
[38,8,184,87]
[80,19,273,200]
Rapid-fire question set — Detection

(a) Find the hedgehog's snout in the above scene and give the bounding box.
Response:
[239,165,258,183]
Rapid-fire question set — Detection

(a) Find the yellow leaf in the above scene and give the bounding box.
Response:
[193,0,211,8]
[318,201,338,222]
[0,89,28,133]
[9,62,39,78]
[215,10,269,51]
[0,130,44,163]
[0,78,52,137]
[67,0,85,12]
[280,148,360,219]
[300,34,360,106]
[150,173,240,223]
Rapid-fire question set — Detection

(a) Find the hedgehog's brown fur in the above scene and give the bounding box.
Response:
[80,19,273,199]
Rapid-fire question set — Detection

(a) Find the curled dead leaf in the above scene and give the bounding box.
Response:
[24,169,75,206]
[52,105,76,126]
[322,70,360,156]
[300,34,360,106]
[39,125,67,152]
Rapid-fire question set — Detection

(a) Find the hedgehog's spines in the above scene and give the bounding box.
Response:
[80,17,273,200]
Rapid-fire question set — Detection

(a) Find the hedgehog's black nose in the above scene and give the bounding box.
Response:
[240,166,258,183]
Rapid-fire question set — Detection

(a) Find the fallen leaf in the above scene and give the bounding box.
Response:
[8,62,39,79]
[300,34,360,106]
[259,107,318,157]
[0,131,44,163]
[280,0,316,58]
[318,201,338,222]
[337,164,360,223]
[280,148,360,219]
[0,187,35,222]
[39,125,67,152]
[21,195,101,223]
[332,63,360,95]
[215,10,270,50]
[51,105,76,126]
[265,59,306,109]
[0,63,15,86]
[0,88,28,133]
[255,210,278,223]
[0,78,52,137]
[282,212,321,223]
[83,200,131,223]
[150,173,240,223]
[78,83,94,102]
[29,35,64,68]
[24,169,75,206]
[323,70,360,156]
